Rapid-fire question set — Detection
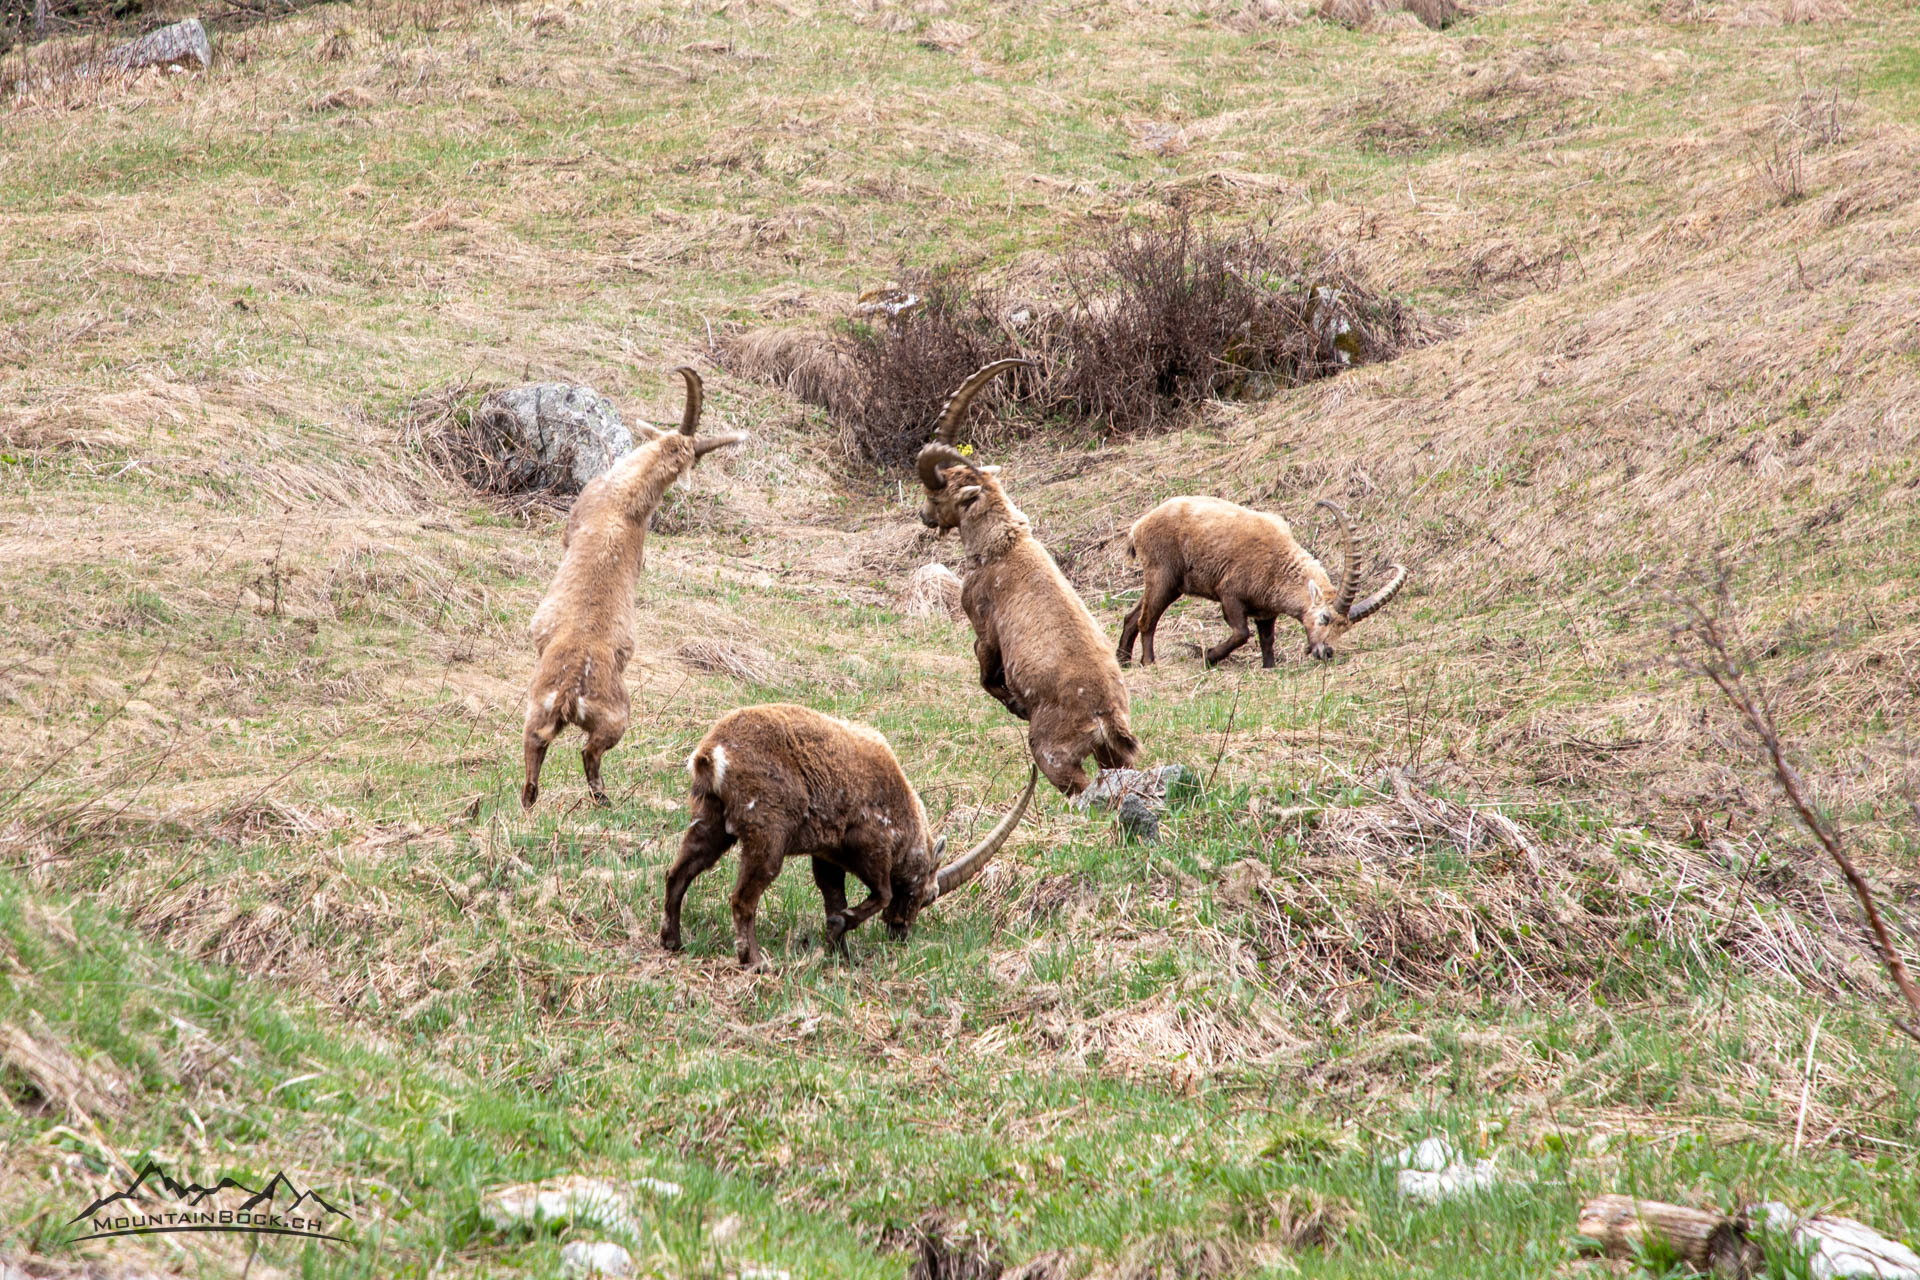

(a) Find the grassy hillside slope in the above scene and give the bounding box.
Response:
[3,0,1919,1276]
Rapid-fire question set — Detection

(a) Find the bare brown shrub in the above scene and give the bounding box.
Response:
[754,215,1434,464]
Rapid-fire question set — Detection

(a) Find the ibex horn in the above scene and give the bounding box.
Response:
[933,765,1038,899]
[1316,499,1364,620]
[931,357,1031,446]
[693,432,748,458]
[1346,564,1408,623]
[673,366,704,435]
[916,442,969,492]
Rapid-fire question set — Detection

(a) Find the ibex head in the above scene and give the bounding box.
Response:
[1303,500,1408,660]
[667,366,748,462]
[916,358,1030,531]
[884,765,1038,939]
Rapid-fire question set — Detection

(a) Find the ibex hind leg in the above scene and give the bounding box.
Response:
[660,794,735,953]
[729,836,789,972]
[1132,576,1182,667]
[578,694,630,808]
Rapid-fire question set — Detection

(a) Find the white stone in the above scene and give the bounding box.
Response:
[561,1241,634,1278]
[635,1176,684,1199]
[1387,1135,1511,1202]
[480,1177,632,1232]
[1752,1203,1920,1279]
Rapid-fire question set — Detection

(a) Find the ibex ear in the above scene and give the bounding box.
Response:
[933,835,947,860]
[1308,580,1323,606]
[979,465,1002,476]
[955,486,983,506]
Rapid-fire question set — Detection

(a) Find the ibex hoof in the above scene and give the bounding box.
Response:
[520,786,538,810]
[659,928,683,952]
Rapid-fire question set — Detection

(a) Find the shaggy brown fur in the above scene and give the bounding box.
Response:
[920,460,1140,797]
[1118,496,1406,668]
[521,368,745,808]
[659,704,1037,970]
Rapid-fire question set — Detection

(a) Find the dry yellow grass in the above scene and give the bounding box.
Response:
[4,0,1920,1273]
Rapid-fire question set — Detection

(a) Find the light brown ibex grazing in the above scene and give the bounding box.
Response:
[1118,496,1406,668]
[521,367,745,809]
[660,703,1038,970]
[915,361,1141,797]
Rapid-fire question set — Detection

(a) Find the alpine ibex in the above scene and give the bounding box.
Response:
[659,704,1039,970]
[916,361,1141,797]
[1118,496,1406,667]
[521,367,746,809]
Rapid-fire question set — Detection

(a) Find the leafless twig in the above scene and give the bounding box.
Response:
[1673,579,1920,1044]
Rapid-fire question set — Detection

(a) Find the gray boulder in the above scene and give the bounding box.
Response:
[107,18,213,72]
[474,384,634,494]
[1070,764,1200,814]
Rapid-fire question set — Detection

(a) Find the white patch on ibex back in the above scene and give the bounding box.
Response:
[710,744,729,793]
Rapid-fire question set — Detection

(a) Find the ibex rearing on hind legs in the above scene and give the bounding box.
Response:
[914,360,1141,797]
[1118,496,1406,668]
[521,367,746,809]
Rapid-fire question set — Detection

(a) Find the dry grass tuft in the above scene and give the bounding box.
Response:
[402,381,573,510]
[900,562,965,621]
[674,637,775,685]
[0,1011,131,1125]
[1317,0,1462,30]
[1228,771,1907,1009]
[713,325,866,434]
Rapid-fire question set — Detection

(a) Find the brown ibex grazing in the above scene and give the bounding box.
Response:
[659,704,1038,970]
[915,361,1141,797]
[521,367,746,809]
[1118,496,1406,668]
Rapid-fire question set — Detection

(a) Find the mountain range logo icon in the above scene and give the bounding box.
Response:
[68,1161,350,1243]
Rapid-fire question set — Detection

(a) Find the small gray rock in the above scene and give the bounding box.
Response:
[107,18,212,72]
[475,383,634,494]
[1071,764,1199,814]
[1117,793,1160,843]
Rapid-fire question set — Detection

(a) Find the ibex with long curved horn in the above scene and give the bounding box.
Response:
[521,367,747,808]
[915,357,1030,532]
[1118,496,1406,667]
[659,704,1038,970]
[914,360,1141,796]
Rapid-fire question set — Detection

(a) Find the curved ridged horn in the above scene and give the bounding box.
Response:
[931,357,1031,446]
[1316,499,1364,620]
[673,366,704,435]
[933,765,1038,899]
[693,431,748,458]
[916,441,969,492]
[1346,564,1408,623]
